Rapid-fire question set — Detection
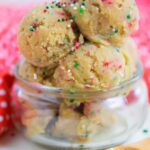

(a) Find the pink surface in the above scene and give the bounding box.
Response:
[0,0,150,135]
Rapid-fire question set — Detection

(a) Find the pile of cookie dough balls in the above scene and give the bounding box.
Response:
[17,0,139,143]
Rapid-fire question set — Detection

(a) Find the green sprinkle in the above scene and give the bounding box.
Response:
[46,6,49,9]
[69,89,76,94]
[58,19,61,22]
[74,62,80,68]
[114,29,118,33]
[69,99,75,103]
[71,15,77,20]
[29,26,34,32]
[127,14,131,19]
[56,3,62,8]
[62,18,65,22]
[79,8,85,14]
[143,129,149,133]
[50,5,55,8]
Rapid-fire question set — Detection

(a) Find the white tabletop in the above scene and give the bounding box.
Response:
[0,108,150,150]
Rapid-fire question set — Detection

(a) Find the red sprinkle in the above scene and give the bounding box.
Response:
[102,0,113,5]
[74,41,80,49]
[128,23,133,28]
[103,61,111,67]
[43,9,47,13]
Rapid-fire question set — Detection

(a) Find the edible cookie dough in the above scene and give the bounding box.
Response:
[63,0,139,46]
[51,103,99,142]
[18,3,77,68]
[52,102,116,142]
[18,61,53,86]
[121,37,138,81]
[52,43,128,90]
[22,109,56,137]
[121,37,139,62]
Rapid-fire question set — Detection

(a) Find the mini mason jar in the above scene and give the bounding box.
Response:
[11,62,148,150]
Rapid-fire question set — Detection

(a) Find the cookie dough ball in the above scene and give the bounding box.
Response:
[121,38,138,80]
[63,0,139,46]
[51,103,99,142]
[22,109,56,137]
[18,61,53,86]
[51,103,82,141]
[18,4,77,68]
[52,44,127,90]
[84,102,116,127]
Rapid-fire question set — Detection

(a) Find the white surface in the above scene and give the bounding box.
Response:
[0,108,150,150]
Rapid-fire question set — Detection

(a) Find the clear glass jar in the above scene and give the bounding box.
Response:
[11,62,148,150]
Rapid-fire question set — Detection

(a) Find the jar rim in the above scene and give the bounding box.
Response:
[13,60,143,96]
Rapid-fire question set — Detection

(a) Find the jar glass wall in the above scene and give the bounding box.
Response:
[11,62,148,150]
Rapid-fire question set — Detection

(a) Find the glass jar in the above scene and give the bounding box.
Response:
[11,62,148,150]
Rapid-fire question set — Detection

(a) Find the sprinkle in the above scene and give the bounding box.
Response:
[143,129,149,133]
[74,62,80,68]
[74,41,80,49]
[29,26,34,32]
[71,15,77,20]
[46,6,49,9]
[103,61,111,67]
[69,89,76,94]
[79,5,85,15]
[43,9,47,13]
[102,0,113,5]
[62,18,65,22]
[128,23,133,28]
[112,28,118,33]
[79,7,85,14]
[50,5,55,8]
[127,14,131,20]
[66,17,70,21]
[67,24,71,28]
[69,99,75,103]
